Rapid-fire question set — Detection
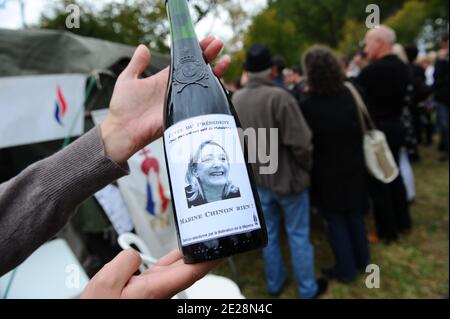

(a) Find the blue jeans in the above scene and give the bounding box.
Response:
[436,101,449,154]
[257,187,318,299]
[323,209,370,282]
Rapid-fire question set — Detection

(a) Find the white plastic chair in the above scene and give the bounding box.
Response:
[117,233,158,272]
[118,233,245,299]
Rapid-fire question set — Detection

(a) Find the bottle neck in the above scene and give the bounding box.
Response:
[167,0,206,76]
[167,0,198,42]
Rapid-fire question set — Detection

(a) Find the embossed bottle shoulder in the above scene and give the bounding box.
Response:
[173,55,209,93]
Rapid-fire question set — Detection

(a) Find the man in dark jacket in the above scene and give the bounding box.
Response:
[287,65,308,105]
[404,44,433,147]
[271,55,287,87]
[434,34,449,161]
[232,44,327,299]
[356,25,412,243]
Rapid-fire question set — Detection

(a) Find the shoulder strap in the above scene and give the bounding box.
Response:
[344,82,377,132]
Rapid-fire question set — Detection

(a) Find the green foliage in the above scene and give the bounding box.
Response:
[225,7,305,81]
[38,0,449,83]
[234,0,414,79]
[221,0,249,52]
[268,0,406,47]
[386,0,429,44]
[223,49,245,83]
[38,0,227,54]
[39,0,167,52]
[386,0,449,45]
[243,8,300,66]
[336,19,367,57]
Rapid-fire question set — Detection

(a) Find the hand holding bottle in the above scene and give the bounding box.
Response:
[100,36,230,166]
[81,37,229,299]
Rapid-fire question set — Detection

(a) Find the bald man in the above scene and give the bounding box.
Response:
[355,25,412,243]
[364,25,397,61]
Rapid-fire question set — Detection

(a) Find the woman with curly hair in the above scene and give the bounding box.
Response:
[300,46,370,283]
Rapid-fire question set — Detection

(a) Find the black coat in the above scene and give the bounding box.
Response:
[355,55,410,122]
[300,87,366,212]
[434,57,449,106]
[355,55,411,153]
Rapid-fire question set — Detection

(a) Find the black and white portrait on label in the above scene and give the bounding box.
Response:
[185,140,241,208]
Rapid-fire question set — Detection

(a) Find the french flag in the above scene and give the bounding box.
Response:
[141,154,169,216]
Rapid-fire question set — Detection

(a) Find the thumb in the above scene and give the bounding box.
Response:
[122,44,151,79]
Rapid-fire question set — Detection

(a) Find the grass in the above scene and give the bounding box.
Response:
[213,143,449,299]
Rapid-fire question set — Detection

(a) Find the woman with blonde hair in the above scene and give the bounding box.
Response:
[185,140,240,208]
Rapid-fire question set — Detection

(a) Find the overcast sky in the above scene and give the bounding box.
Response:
[0,0,267,42]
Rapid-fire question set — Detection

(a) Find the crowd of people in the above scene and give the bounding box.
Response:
[226,25,449,298]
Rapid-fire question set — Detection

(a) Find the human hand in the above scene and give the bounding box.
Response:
[81,249,222,299]
[100,36,231,165]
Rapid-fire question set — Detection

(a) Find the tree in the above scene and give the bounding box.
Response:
[225,49,246,83]
[230,0,448,81]
[244,8,301,66]
[224,8,301,81]
[237,0,411,69]
[336,0,450,53]
[220,0,249,52]
[267,0,407,48]
[38,0,227,53]
[337,19,367,57]
[386,0,449,46]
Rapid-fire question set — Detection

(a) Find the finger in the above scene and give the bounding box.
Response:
[159,260,223,298]
[91,249,142,292]
[155,249,183,267]
[213,55,231,78]
[141,250,181,275]
[200,35,216,51]
[148,66,169,84]
[131,260,221,299]
[121,45,151,79]
[121,276,150,299]
[124,259,224,299]
[203,39,224,64]
[142,258,185,276]
[142,35,216,82]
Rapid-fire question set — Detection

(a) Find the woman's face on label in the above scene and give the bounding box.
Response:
[195,144,229,188]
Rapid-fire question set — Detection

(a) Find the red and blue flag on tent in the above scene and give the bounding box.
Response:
[54,85,68,126]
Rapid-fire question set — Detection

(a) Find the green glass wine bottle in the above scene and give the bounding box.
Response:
[163,0,267,263]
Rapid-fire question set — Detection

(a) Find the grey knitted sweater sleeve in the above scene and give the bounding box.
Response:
[0,126,129,276]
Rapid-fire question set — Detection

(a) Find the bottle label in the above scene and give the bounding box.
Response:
[164,114,261,247]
